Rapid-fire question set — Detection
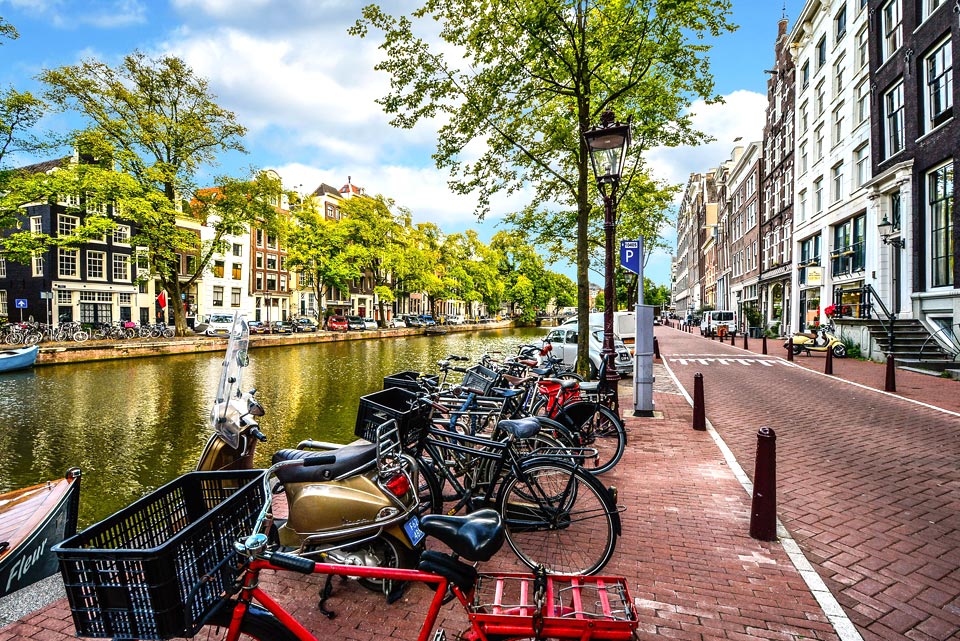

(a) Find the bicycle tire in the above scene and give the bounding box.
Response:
[551,402,626,476]
[163,328,175,338]
[202,601,299,640]
[23,332,41,346]
[495,458,618,575]
[73,330,89,342]
[416,456,444,517]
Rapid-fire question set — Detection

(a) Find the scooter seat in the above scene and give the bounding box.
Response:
[272,442,377,484]
[419,509,505,562]
[795,332,817,339]
[498,417,541,439]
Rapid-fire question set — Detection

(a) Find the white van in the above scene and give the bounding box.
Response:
[559,311,636,350]
[699,310,737,337]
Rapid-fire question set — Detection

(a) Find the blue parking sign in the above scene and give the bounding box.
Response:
[620,240,642,275]
[14,299,28,309]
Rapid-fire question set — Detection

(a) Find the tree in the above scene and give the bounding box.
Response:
[37,52,256,334]
[0,16,17,42]
[352,0,734,375]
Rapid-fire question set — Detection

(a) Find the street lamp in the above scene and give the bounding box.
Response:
[877,215,905,249]
[584,110,631,412]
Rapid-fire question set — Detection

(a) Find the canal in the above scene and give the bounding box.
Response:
[0,326,545,526]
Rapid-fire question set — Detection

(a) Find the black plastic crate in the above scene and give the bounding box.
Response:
[356,387,429,448]
[461,364,500,395]
[54,470,266,640]
[383,370,439,392]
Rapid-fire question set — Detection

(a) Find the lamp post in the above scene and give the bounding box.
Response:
[584,110,631,413]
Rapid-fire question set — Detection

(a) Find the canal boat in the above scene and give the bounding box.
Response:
[0,345,38,374]
[0,468,81,597]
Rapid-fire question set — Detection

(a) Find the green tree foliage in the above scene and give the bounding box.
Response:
[351,0,734,373]
[36,52,259,334]
[0,16,17,42]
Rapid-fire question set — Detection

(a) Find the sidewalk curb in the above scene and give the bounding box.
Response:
[659,356,865,641]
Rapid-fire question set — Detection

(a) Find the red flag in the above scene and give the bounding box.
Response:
[157,290,167,309]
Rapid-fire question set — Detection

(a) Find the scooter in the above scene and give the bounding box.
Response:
[785,323,847,358]
[199,315,426,601]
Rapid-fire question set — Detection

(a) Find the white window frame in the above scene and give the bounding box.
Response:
[832,106,844,147]
[881,0,902,62]
[58,214,79,237]
[855,79,870,125]
[112,224,131,246]
[30,216,42,234]
[924,37,953,132]
[800,142,809,174]
[831,163,845,203]
[814,177,825,214]
[87,251,106,281]
[58,249,78,279]
[922,0,945,21]
[885,81,905,158]
[928,160,954,288]
[855,26,869,70]
[32,255,44,277]
[854,144,870,189]
[113,254,130,281]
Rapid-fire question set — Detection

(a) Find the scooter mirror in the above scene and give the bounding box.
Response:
[210,314,250,448]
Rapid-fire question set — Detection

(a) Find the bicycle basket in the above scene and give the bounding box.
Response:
[54,470,266,640]
[383,370,440,393]
[461,364,500,395]
[356,386,430,448]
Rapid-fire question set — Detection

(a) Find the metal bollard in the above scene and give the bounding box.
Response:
[749,427,777,541]
[786,336,794,361]
[653,336,661,360]
[825,344,833,375]
[693,373,706,431]
[762,334,768,355]
[885,353,897,392]
[743,332,749,350]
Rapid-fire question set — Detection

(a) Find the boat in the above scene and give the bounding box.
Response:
[0,345,39,374]
[424,326,448,335]
[0,468,81,597]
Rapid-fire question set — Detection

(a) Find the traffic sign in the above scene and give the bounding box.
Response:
[14,299,27,309]
[620,240,642,275]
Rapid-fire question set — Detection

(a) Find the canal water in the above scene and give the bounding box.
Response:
[0,327,545,526]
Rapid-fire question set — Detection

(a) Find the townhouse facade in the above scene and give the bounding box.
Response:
[728,142,763,319]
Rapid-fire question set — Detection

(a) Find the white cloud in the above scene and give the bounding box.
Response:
[647,90,768,191]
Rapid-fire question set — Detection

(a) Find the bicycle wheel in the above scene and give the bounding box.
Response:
[495,459,618,575]
[162,327,175,338]
[416,457,443,517]
[201,601,298,640]
[555,402,626,476]
[73,330,89,342]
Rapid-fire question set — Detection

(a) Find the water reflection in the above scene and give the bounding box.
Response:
[0,327,544,526]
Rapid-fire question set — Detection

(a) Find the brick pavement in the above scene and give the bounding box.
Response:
[657,324,960,641]
[0,364,841,641]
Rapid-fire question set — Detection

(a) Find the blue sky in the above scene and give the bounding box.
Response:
[1,0,806,288]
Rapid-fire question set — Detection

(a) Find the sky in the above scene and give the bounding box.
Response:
[0,0,807,288]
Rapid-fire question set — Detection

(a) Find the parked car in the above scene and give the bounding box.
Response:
[403,315,425,328]
[420,315,437,326]
[388,317,407,328]
[362,317,379,330]
[446,314,465,325]
[247,320,269,335]
[325,315,348,332]
[293,317,319,332]
[537,326,634,378]
[201,313,235,337]
[346,315,366,331]
[271,320,294,334]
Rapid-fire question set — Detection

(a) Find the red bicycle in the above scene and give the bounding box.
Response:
[56,459,638,641]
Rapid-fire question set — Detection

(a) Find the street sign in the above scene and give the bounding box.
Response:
[620,240,642,275]
[14,299,27,309]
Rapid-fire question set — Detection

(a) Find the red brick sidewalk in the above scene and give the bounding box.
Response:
[0,381,840,641]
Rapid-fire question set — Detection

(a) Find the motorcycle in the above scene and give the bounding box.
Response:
[785,323,847,358]
[199,315,427,601]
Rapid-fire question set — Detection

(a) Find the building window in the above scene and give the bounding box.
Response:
[232,263,242,280]
[814,177,824,214]
[58,249,78,278]
[29,216,42,234]
[815,124,825,161]
[112,225,131,245]
[890,191,902,230]
[266,275,277,290]
[922,0,945,20]
[213,260,225,278]
[800,142,809,174]
[925,38,953,131]
[256,229,264,246]
[799,102,809,132]
[266,234,277,249]
[231,287,241,307]
[256,252,264,269]
[185,255,198,275]
[0,258,5,278]
[113,254,130,281]
[801,60,810,88]
[0,291,5,311]
[57,290,71,304]
[815,80,826,116]
[929,162,954,287]
[881,0,902,62]
[855,27,868,69]
[855,80,870,125]
[831,213,866,276]
[854,144,870,188]
[817,36,827,69]
[831,163,844,202]
[213,286,224,307]
[267,255,277,270]
[832,106,844,146]
[87,251,106,280]
[884,81,905,157]
[32,255,44,277]
[833,60,845,97]
[799,189,808,222]
[58,214,79,237]
[232,243,243,257]
[834,4,846,42]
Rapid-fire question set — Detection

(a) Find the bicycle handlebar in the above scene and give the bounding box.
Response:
[265,549,316,574]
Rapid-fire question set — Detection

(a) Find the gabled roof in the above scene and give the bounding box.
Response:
[311,183,341,198]
[15,156,71,174]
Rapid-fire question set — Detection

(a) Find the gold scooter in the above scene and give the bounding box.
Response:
[785,323,847,358]
[198,315,428,600]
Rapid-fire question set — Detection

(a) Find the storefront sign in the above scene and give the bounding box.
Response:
[806,266,823,286]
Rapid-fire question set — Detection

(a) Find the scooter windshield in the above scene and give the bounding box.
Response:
[209,314,249,449]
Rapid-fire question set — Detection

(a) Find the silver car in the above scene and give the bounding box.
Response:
[539,327,633,377]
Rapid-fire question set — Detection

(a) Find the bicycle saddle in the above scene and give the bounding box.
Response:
[419,509,505,562]
[272,442,377,483]
[490,387,524,398]
[498,417,541,439]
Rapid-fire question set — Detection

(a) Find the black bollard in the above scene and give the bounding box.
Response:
[749,427,777,541]
[743,332,749,350]
[693,373,706,431]
[825,344,833,375]
[762,334,768,355]
[786,336,794,361]
[653,336,661,360]
[885,353,897,392]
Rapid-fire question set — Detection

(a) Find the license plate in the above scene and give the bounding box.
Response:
[403,515,425,546]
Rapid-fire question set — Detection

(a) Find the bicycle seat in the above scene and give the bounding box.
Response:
[530,367,552,376]
[272,442,377,483]
[578,381,600,393]
[498,417,540,439]
[490,387,524,398]
[419,510,505,562]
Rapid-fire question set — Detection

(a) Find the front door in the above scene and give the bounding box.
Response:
[891,245,901,314]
